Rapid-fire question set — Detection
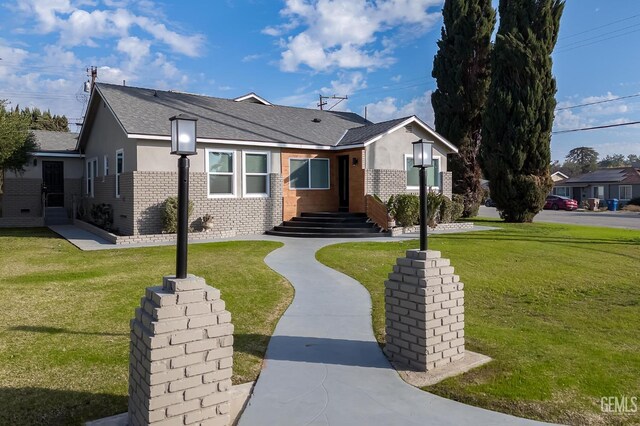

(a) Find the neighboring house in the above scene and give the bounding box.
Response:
[553,167,640,205]
[3,83,458,236]
[1,130,82,227]
[550,171,569,182]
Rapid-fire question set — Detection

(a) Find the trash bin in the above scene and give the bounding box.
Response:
[606,199,619,211]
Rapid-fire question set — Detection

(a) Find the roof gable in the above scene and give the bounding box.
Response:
[233,93,272,106]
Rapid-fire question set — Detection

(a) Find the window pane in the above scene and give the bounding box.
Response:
[246,153,267,174]
[117,155,123,173]
[247,175,267,194]
[209,152,233,173]
[310,159,329,189]
[427,159,440,186]
[406,157,419,187]
[290,159,309,189]
[209,175,233,194]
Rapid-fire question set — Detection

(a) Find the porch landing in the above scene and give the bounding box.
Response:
[266,212,390,238]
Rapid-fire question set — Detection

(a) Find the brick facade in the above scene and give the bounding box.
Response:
[130,172,282,236]
[2,178,43,217]
[365,169,453,202]
[384,249,465,371]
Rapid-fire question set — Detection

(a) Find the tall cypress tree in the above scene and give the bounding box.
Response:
[432,0,495,218]
[480,0,564,222]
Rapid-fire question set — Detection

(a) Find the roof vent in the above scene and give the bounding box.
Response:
[405,124,413,132]
[312,118,321,123]
[153,90,158,97]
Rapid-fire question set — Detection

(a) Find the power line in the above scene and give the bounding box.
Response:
[553,120,640,134]
[557,21,640,49]
[555,93,640,111]
[559,13,640,40]
[556,27,640,53]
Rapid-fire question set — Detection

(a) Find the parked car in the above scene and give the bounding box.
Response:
[484,198,497,207]
[544,195,578,211]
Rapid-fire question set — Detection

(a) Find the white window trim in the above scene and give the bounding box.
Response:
[593,185,604,199]
[86,157,97,198]
[242,151,270,198]
[619,185,632,200]
[288,157,331,190]
[206,149,237,198]
[115,149,124,198]
[103,155,109,177]
[404,154,441,191]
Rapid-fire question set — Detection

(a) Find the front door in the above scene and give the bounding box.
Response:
[42,161,64,207]
[338,155,349,212]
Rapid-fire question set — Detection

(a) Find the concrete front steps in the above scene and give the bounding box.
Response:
[266,212,389,238]
[44,207,71,226]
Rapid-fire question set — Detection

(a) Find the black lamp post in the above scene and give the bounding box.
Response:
[412,139,434,252]
[170,114,198,279]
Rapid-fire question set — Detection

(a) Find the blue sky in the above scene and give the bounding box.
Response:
[0,0,638,162]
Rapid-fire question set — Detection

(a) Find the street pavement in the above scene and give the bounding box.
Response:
[478,206,640,230]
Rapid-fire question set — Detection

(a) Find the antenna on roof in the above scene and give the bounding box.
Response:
[318,94,348,111]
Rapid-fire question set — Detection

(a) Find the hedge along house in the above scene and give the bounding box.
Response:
[75,83,457,238]
[1,130,83,227]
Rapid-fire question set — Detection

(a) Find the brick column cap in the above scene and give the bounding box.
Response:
[163,275,207,292]
[406,249,441,260]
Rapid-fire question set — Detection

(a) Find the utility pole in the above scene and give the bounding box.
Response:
[318,94,348,111]
[84,66,97,92]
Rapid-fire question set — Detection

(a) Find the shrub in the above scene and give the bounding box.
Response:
[162,196,194,233]
[90,203,113,230]
[391,194,419,226]
[385,195,396,219]
[426,192,444,227]
[628,197,640,206]
[451,194,465,222]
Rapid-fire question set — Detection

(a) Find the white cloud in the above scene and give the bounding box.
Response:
[364,90,434,124]
[16,0,205,57]
[553,92,640,132]
[267,0,442,72]
[117,36,151,66]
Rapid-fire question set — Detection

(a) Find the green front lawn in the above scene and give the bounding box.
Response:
[317,220,640,425]
[0,228,292,425]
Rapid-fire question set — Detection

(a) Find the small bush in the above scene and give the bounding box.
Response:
[162,196,194,234]
[386,195,396,219]
[90,203,113,230]
[439,195,463,223]
[391,194,419,226]
[628,197,640,206]
[426,192,444,227]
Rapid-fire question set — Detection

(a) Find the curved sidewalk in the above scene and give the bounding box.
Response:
[239,237,551,426]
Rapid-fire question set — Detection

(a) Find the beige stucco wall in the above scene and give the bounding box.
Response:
[365,126,449,172]
[136,140,281,194]
[83,102,136,176]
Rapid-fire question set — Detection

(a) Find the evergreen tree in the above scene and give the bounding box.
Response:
[480,0,564,222]
[432,0,495,218]
[565,146,598,173]
[0,103,39,173]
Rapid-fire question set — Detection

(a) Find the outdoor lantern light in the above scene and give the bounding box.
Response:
[412,138,433,168]
[170,114,197,155]
[170,114,198,279]
[412,139,434,252]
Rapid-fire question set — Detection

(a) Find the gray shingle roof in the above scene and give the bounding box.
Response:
[563,167,640,184]
[95,83,370,146]
[337,117,410,146]
[32,130,78,152]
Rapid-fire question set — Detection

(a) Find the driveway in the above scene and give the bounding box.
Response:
[478,206,640,230]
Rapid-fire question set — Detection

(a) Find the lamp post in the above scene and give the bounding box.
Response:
[170,114,198,279]
[412,139,434,251]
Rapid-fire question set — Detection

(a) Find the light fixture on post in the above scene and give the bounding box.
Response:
[169,113,198,279]
[412,138,434,252]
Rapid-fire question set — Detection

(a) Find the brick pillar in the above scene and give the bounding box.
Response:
[129,275,233,426]
[384,249,464,371]
[442,171,453,200]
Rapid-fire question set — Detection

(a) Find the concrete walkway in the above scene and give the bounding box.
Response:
[239,237,551,426]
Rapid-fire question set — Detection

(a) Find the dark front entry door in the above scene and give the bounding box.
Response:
[573,187,581,203]
[42,161,64,207]
[338,155,349,212]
